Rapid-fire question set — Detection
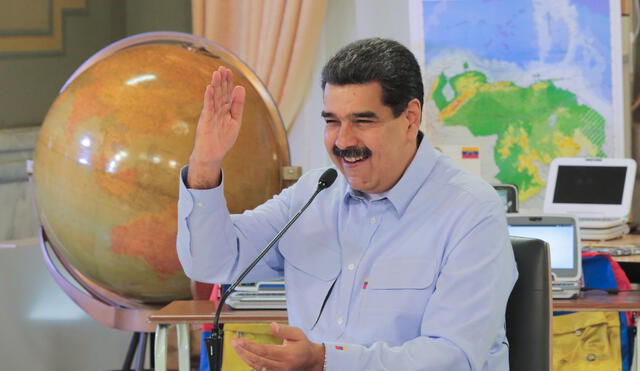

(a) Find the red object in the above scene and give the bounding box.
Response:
[582,251,634,325]
[203,284,221,332]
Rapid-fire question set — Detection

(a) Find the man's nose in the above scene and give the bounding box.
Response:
[335,123,357,149]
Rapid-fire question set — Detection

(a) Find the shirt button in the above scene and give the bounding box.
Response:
[337,317,344,325]
[348,264,355,271]
[196,202,204,207]
[369,217,377,224]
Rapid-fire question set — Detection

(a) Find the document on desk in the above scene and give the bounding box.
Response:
[583,242,640,256]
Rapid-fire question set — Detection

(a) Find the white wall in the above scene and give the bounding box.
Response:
[288,0,413,172]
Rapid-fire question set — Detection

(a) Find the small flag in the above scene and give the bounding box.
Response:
[362,278,369,289]
[462,147,479,159]
[335,345,347,351]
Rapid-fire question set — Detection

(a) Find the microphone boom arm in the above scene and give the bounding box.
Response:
[206,172,334,371]
[212,186,323,326]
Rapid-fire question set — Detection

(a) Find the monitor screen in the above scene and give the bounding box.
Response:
[493,184,517,213]
[508,224,575,269]
[496,189,508,210]
[553,165,626,204]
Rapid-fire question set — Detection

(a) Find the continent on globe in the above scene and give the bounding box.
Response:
[110,206,181,277]
[431,66,606,201]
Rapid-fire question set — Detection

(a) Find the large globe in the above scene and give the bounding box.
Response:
[33,33,290,304]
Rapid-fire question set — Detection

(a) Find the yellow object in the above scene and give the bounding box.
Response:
[553,312,621,370]
[222,323,286,371]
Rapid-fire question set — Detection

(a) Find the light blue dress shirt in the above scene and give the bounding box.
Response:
[177,135,518,371]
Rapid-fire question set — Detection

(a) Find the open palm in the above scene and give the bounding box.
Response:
[192,66,246,165]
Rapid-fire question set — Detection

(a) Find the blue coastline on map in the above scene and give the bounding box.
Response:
[422,0,612,102]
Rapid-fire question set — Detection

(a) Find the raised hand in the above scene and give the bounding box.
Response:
[187,66,246,189]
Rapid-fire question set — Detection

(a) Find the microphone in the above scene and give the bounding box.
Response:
[317,168,337,191]
[205,168,338,371]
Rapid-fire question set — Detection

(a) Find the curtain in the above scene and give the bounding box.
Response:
[192,0,327,131]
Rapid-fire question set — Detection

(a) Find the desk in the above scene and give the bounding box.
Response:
[554,290,640,312]
[148,300,287,371]
[583,233,640,263]
[151,296,640,370]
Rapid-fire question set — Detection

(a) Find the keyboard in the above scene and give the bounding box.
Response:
[579,217,626,229]
[229,291,286,302]
[552,281,580,299]
[227,291,287,309]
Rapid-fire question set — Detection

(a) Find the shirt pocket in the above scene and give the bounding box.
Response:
[278,237,340,281]
[279,240,340,330]
[361,257,437,316]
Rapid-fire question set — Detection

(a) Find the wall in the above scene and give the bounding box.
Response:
[0,0,192,242]
[289,0,413,173]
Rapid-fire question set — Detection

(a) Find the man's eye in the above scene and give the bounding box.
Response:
[325,120,339,125]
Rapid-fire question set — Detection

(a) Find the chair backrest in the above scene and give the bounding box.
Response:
[506,236,552,371]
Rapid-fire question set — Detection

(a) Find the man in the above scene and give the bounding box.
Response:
[177,38,518,371]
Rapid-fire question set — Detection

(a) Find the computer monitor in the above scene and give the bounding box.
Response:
[507,215,580,282]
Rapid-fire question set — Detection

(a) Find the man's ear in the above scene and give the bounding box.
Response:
[404,98,422,137]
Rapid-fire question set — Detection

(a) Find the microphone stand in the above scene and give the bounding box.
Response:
[205,170,336,371]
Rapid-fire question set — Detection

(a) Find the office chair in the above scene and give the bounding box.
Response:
[506,236,552,371]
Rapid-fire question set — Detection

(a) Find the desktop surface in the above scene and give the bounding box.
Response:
[553,290,640,312]
[583,233,640,263]
[148,300,288,325]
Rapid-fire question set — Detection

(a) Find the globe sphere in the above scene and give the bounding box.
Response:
[33,33,289,304]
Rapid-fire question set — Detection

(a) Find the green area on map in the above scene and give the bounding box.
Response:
[431,67,606,201]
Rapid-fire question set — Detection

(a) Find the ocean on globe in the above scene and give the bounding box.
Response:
[33,34,289,304]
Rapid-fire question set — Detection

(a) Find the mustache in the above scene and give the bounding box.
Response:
[332,145,372,158]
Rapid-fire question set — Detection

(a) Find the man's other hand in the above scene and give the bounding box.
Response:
[231,322,325,371]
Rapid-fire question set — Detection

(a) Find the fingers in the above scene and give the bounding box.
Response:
[211,69,222,112]
[231,338,285,370]
[270,322,306,342]
[222,67,231,105]
[201,85,213,118]
[207,66,242,118]
[233,338,281,358]
[230,85,246,121]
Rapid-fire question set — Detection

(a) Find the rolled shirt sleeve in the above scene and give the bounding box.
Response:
[176,166,290,284]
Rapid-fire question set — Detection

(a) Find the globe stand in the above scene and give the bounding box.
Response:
[121,332,155,371]
[39,226,160,370]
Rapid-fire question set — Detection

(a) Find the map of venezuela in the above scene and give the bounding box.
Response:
[432,67,606,201]
[413,0,623,208]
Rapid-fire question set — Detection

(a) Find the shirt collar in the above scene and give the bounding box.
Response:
[343,131,440,216]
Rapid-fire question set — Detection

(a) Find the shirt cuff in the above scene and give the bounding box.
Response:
[323,341,364,371]
[178,166,227,218]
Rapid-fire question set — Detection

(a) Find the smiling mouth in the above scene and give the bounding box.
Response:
[342,154,370,164]
[333,145,372,165]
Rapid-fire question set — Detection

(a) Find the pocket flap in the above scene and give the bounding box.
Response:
[278,240,340,281]
[367,258,436,289]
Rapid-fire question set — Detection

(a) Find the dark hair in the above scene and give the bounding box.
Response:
[321,38,424,117]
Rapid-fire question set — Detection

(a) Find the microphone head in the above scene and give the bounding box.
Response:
[317,168,338,190]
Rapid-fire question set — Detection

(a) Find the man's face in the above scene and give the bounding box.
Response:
[322,82,420,194]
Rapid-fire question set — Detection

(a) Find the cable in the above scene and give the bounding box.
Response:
[581,287,620,294]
